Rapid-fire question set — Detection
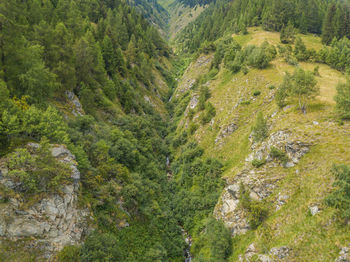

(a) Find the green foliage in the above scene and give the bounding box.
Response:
[57,245,81,262]
[253,90,261,96]
[81,232,122,262]
[322,2,350,45]
[318,38,350,73]
[270,146,289,165]
[7,138,71,194]
[325,165,350,221]
[200,102,216,124]
[252,159,266,168]
[294,37,309,61]
[335,78,350,120]
[192,218,232,261]
[276,68,319,113]
[239,183,268,229]
[313,66,320,76]
[198,86,211,111]
[280,23,296,44]
[252,112,268,142]
[178,0,330,54]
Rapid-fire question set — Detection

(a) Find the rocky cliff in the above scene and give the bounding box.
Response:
[0,144,91,259]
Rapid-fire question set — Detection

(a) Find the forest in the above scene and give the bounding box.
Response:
[0,0,350,261]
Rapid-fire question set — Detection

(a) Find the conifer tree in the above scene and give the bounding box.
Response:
[322,3,337,45]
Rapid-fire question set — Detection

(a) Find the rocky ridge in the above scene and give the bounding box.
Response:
[0,144,91,258]
[214,130,312,236]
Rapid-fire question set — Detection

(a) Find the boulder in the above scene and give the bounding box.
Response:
[336,246,350,262]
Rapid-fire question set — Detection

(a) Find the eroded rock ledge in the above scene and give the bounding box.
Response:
[0,144,91,258]
[214,130,312,236]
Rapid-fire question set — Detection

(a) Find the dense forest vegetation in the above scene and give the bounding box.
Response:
[177,0,350,53]
[176,0,217,8]
[0,0,183,260]
[1,0,350,261]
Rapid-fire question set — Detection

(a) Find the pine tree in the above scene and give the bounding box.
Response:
[322,3,337,45]
[335,78,350,119]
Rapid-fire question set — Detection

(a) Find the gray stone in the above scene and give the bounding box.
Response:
[7,218,45,237]
[65,91,75,101]
[270,246,290,259]
[258,254,271,262]
[336,246,350,262]
[309,205,319,216]
[215,123,238,144]
[51,145,74,159]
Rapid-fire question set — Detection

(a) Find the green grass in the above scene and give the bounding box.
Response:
[174,27,350,261]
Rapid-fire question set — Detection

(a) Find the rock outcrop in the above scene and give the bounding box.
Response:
[215,130,311,236]
[336,246,350,262]
[0,144,91,258]
[238,244,290,262]
[215,123,238,145]
[65,90,84,116]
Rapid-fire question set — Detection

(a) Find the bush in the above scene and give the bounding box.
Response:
[200,102,216,124]
[81,232,122,262]
[253,90,261,96]
[57,245,81,262]
[335,78,350,119]
[269,85,275,90]
[252,112,268,142]
[7,138,71,194]
[239,183,268,229]
[188,123,198,135]
[252,159,266,168]
[325,164,350,221]
[270,146,288,165]
[240,100,251,105]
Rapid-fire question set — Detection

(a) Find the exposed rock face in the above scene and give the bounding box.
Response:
[215,130,311,236]
[336,246,350,262]
[214,167,279,235]
[215,123,238,145]
[238,244,290,262]
[246,130,311,168]
[269,246,290,260]
[189,95,199,110]
[65,90,84,116]
[0,144,91,258]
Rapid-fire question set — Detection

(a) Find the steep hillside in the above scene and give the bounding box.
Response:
[1,0,350,261]
[170,27,350,261]
[158,0,208,40]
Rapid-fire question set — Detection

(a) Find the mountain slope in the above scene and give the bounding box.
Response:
[170,27,350,261]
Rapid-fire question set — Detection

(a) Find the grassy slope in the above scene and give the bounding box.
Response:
[158,0,207,40]
[176,27,350,261]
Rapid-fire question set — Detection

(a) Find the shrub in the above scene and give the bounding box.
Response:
[325,165,350,221]
[252,112,268,142]
[269,85,275,90]
[240,100,251,105]
[7,138,71,194]
[253,90,261,96]
[335,78,350,120]
[270,146,288,165]
[57,245,81,262]
[81,232,122,262]
[188,109,195,120]
[252,159,266,168]
[313,66,320,76]
[200,102,216,124]
[276,68,319,113]
[239,183,268,229]
[188,123,198,135]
